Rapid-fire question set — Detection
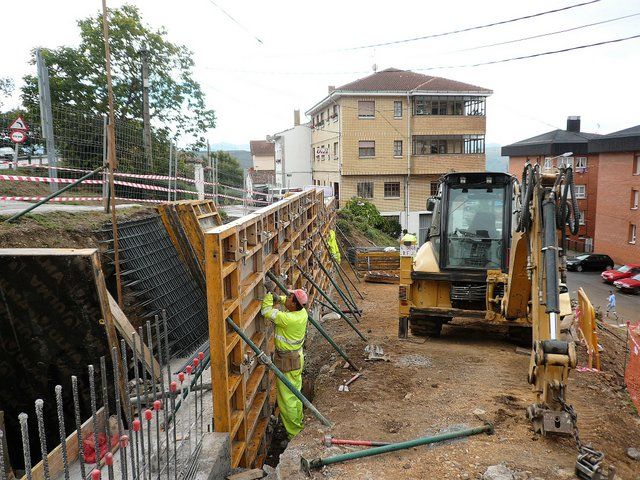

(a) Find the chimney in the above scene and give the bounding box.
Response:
[566,116,581,133]
[328,85,335,94]
[294,110,300,126]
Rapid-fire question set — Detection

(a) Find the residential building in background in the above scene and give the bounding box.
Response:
[270,110,313,189]
[305,68,491,241]
[503,116,602,252]
[590,125,640,265]
[249,140,275,184]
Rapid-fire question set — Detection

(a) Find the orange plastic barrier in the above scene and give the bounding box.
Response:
[625,323,640,412]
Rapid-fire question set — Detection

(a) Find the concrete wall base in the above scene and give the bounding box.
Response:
[193,432,231,480]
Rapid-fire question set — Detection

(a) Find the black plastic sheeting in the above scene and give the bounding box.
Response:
[100,215,208,359]
[0,250,111,469]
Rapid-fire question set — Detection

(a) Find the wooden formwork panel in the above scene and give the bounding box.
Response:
[204,190,335,468]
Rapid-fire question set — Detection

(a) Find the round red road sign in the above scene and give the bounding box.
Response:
[9,130,27,143]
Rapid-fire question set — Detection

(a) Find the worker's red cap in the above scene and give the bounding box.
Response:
[289,289,308,306]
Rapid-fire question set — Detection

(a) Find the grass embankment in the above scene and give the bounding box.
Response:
[335,198,399,247]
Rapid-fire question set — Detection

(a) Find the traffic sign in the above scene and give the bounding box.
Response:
[10,130,27,143]
[8,115,29,132]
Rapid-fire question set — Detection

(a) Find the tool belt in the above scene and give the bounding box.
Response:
[273,349,302,373]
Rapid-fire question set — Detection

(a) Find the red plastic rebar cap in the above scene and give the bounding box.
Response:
[178,372,185,382]
[120,434,129,448]
[186,365,193,375]
[193,358,199,367]
[170,381,178,392]
[198,352,204,360]
[144,409,153,421]
[105,453,113,466]
[132,419,141,432]
[153,400,162,411]
[91,469,101,480]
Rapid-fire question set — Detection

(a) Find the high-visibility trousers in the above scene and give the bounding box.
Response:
[276,353,304,439]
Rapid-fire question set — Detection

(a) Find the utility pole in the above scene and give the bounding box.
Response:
[140,47,153,170]
[207,140,213,199]
[36,49,58,193]
[101,0,123,308]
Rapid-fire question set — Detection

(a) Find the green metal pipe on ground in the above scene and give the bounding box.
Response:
[295,264,367,342]
[226,316,333,428]
[266,271,359,371]
[301,423,494,474]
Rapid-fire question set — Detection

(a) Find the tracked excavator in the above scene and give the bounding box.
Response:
[398,165,613,479]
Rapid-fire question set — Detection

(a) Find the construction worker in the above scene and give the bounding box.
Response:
[261,285,309,440]
[327,229,341,263]
[400,229,418,257]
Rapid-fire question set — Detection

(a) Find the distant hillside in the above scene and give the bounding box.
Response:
[211,142,249,151]
[198,149,253,171]
[486,143,508,173]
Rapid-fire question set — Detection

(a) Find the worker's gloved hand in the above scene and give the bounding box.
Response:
[264,278,276,294]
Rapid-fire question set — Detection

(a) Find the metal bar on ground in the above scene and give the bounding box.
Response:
[266,271,359,371]
[295,265,367,342]
[226,317,332,427]
[301,423,494,474]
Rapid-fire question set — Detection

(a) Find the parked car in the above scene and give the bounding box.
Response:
[613,273,640,294]
[566,253,614,272]
[601,263,640,283]
[0,147,14,160]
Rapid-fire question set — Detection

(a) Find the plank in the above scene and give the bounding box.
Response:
[226,468,265,480]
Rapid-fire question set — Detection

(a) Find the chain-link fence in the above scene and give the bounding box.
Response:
[1,107,268,207]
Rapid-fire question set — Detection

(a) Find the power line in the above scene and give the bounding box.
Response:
[205,0,263,44]
[414,32,640,70]
[335,0,601,51]
[451,12,640,54]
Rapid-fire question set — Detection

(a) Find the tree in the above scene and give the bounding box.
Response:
[214,151,243,188]
[20,4,215,148]
[0,78,14,110]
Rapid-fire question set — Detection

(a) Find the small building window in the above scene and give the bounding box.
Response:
[544,157,553,169]
[393,140,403,157]
[632,190,639,210]
[629,223,637,244]
[574,185,586,199]
[394,101,402,118]
[430,182,439,197]
[357,182,374,199]
[333,142,339,159]
[558,157,574,169]
[332,105,339,120]
[384,182,400,198]
[358,100,375,118]
[359,141,375,158]
[576,157,588,170]
[634,155,640,175]
[578,211,585,225]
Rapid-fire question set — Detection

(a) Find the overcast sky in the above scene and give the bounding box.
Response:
[3,0,639,148]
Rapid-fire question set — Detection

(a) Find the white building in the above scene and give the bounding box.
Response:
[271,110,313,189]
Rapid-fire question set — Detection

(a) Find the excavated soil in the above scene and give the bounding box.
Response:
[277,277,640,479]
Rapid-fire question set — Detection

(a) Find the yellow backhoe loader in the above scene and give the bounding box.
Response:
[398,166,612,479]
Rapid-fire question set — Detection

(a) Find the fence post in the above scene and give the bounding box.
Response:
[168,143,173,202]
[102,115,109,212]
[36,49,58,194]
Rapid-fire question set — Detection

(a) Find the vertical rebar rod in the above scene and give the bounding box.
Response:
[154,315,170,480]
[34,400,50,480]
[121,339,138,480]
[72,376,87,479]
[19,414,32,480]
[100,357,114,480]
[139,327,149,407]
[145,410,152,480]
[146,320,161,478]
[88,365,100,466]
[0,427,6,480]
[198,353,203,437]
[111,347,128,480]
[132,334,145,479]
[55,386,70,480]
[162,310,177,480]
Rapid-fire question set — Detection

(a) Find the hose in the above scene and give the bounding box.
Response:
[556,167,580,236]
[517,163,534,232]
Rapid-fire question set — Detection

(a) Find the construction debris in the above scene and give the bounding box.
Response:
[364,344,390,362]
[338,373,362,392]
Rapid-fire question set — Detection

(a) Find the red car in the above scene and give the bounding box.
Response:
[613,273,640,293]
[601,264,640,283]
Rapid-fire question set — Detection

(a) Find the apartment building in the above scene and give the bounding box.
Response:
[590,125,640,264]
[502,116,602,252]
[305,68,491,241]
[270,110,313,189]
[249,140,275,184]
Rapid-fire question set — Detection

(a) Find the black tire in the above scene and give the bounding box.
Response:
[576,264,583,272]
[410,318,444,337]
[507,325,532,346]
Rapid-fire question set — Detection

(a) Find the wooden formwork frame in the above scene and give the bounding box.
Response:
[204,190,335,468]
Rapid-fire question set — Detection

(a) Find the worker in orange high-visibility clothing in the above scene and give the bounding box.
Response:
[261,283,309,439]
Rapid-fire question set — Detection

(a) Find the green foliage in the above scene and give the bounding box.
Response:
[0,78,14,109]
[338,198,398,246]
[214,151,243,188]
[342,197,381,224]
[20,4,215,149]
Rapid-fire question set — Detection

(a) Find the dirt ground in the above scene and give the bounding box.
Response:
[277,277,640,479]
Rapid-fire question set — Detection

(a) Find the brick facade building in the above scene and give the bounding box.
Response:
[306,68,491,242]
[590,126,640,264]
[502,117,601,252]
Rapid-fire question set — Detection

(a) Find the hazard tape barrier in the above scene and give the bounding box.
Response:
[0,172,271,204]
[625,323,640,412]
